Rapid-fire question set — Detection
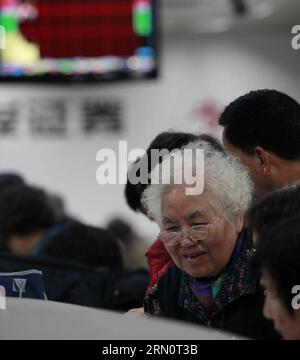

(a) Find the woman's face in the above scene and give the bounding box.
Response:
[260,272,300,340]
[161,185,243,278]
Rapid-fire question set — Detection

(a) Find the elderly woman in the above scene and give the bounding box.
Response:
[142,141,278,339]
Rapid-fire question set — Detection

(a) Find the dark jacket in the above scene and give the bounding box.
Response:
[144,232,279,340]
[0,253,114,309]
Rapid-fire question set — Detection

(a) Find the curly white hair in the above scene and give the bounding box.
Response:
[141,140,253,226]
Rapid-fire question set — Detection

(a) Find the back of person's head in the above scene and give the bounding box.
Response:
[47,193,65,222]
[247,183,300,238]
[0,184,56,252]
[0,173,25,193]
[125,131,224,213]
[43,223,124,277]
[252,216,300,314]
[107,217,135,245]
[219,89,300,160]
[146,132,224,157]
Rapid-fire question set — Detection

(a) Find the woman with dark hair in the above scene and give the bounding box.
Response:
[252,216,300,340]
[247,183,300,243]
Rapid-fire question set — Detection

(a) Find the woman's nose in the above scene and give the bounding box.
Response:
[180,233,195,248]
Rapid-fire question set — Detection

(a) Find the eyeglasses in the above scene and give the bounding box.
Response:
[159,217,222,246]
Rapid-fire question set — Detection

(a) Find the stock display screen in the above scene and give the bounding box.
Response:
[0,0,158,82]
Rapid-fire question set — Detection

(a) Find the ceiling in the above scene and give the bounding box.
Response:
[161,0,300,34]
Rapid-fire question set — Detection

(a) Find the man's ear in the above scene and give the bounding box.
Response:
[235,216,244,234]
[254,146,272,176]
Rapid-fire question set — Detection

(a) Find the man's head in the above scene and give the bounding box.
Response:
[219,89,300,199]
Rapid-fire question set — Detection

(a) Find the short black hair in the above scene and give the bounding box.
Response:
[252,216,300,313]
[0,173,25,193]
[125,132,224,212]
[43,223,124,277]
[0,184,56,241]
[107,217,135,245]
[219,89,300,160]
[247,183,300,237]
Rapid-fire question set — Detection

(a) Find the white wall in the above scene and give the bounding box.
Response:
[0,29,299,241]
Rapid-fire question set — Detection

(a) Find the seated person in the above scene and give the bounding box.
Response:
[42,222,124,279]
[42,222,148,311]
[141,140,278,339]
[0,184,59,255]
[252,216,300,340]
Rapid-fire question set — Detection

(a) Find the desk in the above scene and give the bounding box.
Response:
[0,298,242,340]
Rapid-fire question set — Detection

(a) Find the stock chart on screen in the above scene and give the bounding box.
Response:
[0,0,159,82]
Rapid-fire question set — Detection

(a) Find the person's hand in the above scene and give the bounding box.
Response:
[126,307,145,317]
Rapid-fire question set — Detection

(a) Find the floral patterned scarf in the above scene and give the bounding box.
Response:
[191,232,244,310]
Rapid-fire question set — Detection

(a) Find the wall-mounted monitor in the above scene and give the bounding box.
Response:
[0,0,159,82]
